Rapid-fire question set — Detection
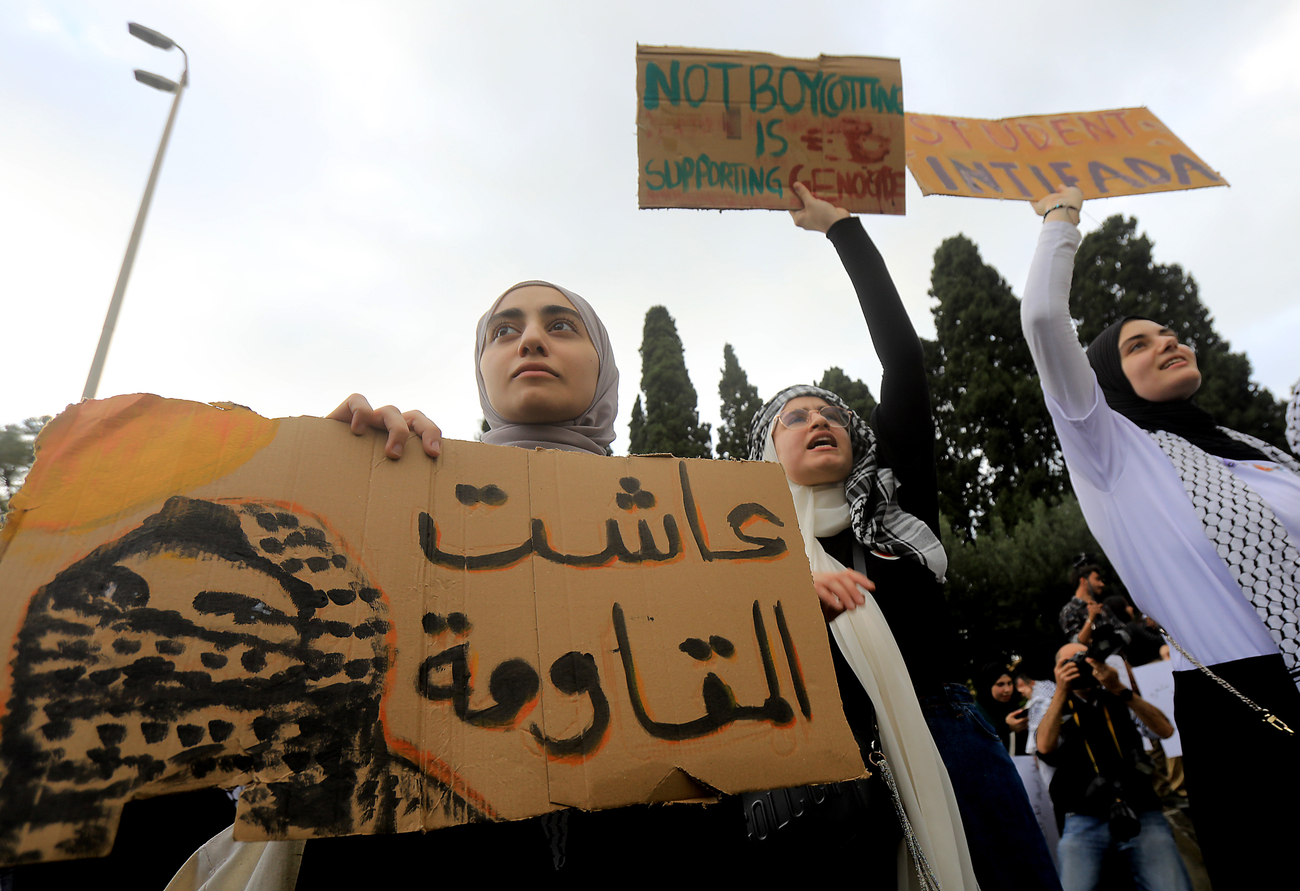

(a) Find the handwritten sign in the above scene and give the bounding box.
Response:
[637,45,906,214]
[0,395,861,865]
[905,108,1226,201]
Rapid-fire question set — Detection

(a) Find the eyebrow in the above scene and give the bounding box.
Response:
[1120,326,1175,350]
[484,305,585,336]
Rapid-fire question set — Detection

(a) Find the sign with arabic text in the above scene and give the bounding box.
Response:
[0,395,861,865]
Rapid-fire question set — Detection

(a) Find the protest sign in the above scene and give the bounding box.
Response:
[0,395,861,865]
[905,108,1226,201]
[637,46,906,214]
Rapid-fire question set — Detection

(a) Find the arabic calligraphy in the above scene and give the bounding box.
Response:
[412,600,811,757]
[418,461,787,572]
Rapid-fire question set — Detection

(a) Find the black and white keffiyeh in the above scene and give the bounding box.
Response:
[748,385,947,582]
[1150,429,1300,677]
[1086,318,1300,678]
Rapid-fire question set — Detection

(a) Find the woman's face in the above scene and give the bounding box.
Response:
[771,396,854,487]
[480,286,600,425]
[991,674,1014,703]
[1118,319,1201,402]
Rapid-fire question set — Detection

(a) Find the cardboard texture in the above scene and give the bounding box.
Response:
[904,107,1226,201]
[0,395,862,865]
[637,46,906,214]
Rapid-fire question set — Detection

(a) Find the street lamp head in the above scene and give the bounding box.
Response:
[134,70,179,93]
[128,22,175,51]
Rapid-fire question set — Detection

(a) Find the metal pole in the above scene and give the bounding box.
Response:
[81,68,186,401]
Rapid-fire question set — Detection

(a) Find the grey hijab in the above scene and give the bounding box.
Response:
[474,281,618,454]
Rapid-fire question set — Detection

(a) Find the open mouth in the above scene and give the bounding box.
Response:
[1160,357,1187,370]
[807,433,838,450]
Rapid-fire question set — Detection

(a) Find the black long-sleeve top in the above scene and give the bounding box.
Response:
[819,217,960,698]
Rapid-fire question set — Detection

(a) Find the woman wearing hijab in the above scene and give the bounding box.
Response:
[747,183,1062,891]
[1021,185,1300,888]
[329,279,618,459]
[165,283,622,891]
[974,664,1028,755]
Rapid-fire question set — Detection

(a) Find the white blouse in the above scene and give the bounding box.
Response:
[1021,222,1299,670]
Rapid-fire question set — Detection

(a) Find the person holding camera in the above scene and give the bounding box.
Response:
[1036,643,1191,891]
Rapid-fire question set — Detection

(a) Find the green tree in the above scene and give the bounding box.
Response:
[1,416,51,513]
[1071,215,1287,447]
[628,396,645,454]
[716,344,764,460]
[927,236,1066,539]
[815,367,877,420]
[629,307,712,457]
[942,493,1110,677]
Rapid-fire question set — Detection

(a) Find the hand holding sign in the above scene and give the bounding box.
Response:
[327,393,442,459]
[1031,185,1084,224]
[789,182,852,234]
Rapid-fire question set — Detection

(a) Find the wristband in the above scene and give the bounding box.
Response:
[1118,688,1134,702]
[1042,203,1080,220]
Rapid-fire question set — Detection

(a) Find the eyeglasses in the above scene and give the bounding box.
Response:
[776,406,853,430]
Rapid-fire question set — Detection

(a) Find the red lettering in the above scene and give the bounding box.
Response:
[800,128,824,152]
[811,167,836,196]
[1018,123,1052,150]
[788,164,806,195]
[908,115,943,145]
[1077,114,1116,142]
[1100,111,1135,137]
[980,122,1019,151]
[942,118,974,150]
[1049,117,1083,146]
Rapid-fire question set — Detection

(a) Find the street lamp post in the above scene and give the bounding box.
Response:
[81,23,189,401]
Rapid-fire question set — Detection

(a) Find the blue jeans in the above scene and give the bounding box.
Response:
[921,684,1063,891]
[1057,811,1192,891]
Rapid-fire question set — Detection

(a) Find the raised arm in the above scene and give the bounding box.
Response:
[1021,186,1096,415]
[326,394,442,459]
[790,182,938,531]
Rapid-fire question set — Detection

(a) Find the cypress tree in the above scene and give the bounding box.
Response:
[815,367,877,420]
[927,235,1066,539]
[716,344,764,460]
[629,306,712,457]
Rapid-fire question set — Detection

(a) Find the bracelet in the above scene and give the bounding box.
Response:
[1042,203,1080,220]
[1118,688,1134,702]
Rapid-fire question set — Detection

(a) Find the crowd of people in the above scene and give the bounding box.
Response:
[11,181,1298,891]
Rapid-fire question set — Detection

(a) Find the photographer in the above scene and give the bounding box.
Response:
[1036,643,1190,891]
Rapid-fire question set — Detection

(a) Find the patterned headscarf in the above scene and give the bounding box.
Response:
[474,281,618,454]
[748,384,946,582]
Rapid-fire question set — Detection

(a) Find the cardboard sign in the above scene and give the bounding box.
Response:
[637,46,906,214]
[905,108,1226,201]
[0,395,861,865]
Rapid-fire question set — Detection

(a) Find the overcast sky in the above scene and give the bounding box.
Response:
[4,0,1298,452]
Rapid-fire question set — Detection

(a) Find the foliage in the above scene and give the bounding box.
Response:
[628,306,712,457]
[942,494,1113,679]
[926,236,1067,539]
[628,396,645,454]
[815,367,877,421]
[1,417,51,513]
[716,344,764,460]
[1071,215,1287,447]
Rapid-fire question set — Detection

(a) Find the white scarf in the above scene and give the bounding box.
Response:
[764,431,978,891]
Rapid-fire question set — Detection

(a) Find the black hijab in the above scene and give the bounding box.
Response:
[1085,317,1270,462]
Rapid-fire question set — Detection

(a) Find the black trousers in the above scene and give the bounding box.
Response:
[1173,653,1300,889]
